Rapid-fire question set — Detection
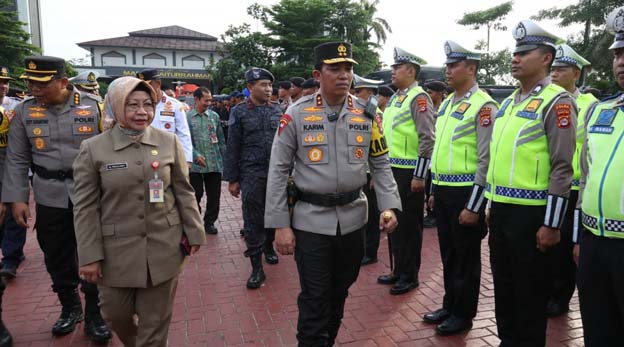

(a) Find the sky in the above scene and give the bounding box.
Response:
[39,0,585,67]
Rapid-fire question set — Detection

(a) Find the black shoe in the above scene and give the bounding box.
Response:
[361,255,378,266]
[264,246,279,265]
[0,265,16,280]
[424,216,437,228]
[390,280,417,295]
[84,314,112,343]
[246,255,266,289]
[205,223,218,235]
[377,273,400,285]
[546,301,569,318]
[52,305,84,336]
[435,316,473,336]
[0,320,12,347]
[423,308,450,324]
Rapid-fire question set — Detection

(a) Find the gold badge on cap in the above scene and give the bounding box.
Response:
[151,150,158,155]
[28,61,37,70]
[337,44,347,57]
[87,72,96,82]
[0,67,7,77]
[138,73,144,80]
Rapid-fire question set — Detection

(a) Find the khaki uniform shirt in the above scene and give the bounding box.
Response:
[265,92,401,236]
[2,86,101,208]
[72,126,205,288]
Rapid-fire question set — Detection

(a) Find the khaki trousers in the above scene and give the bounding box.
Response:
[98,275,179,347]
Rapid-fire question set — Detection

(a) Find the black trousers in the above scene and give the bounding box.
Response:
[35,204,100,315]
[489,202,553,347]
[578,231,624,347]
[189,172,222,225]
[425,169,434,217]
[294,226,363,347]
[0,212,27,268]
[548,190,578,307]
[389,167,423,283]
[362,174,380,258]
[241,176,273,257]
[435,185,487,319]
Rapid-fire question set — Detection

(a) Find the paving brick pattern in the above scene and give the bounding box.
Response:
[3,183,585,346]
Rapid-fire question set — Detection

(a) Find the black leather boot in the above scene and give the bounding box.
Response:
[246,254,266,289]
[52,290,83,336]
[83,285,112,343]
[0,280,12,347]
[264,243,279,265]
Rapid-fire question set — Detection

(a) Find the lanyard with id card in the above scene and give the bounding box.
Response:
[149,160,164,203]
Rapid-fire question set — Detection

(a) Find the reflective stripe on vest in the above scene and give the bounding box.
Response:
[571,92,599,190]
[383,85,429,168]
[581,101,624,238]
[431,89,497,187]
[485,84,567,206]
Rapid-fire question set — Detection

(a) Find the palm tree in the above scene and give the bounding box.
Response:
[361,0,392,44]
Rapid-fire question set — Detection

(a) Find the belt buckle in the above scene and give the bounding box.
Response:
[58,171,66,180]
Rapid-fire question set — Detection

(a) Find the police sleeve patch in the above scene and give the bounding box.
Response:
[278,114,292,136]
[479,107,492,127]
[555,104,571,128]
[416,97,428,112]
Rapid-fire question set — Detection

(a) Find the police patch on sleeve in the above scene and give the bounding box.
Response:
[479,107,492,127]
[278,114,292,135]
[416,97,428,112]
[555,104,571,128]
[369,118,389,157]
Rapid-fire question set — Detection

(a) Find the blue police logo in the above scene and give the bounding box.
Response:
[595,109,616,126]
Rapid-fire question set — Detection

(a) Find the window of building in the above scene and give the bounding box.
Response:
[182,54,205,69]
[143,53,167,68]
[101,51,126,66]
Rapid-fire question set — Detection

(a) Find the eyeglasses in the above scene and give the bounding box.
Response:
[125,101,154,112]
[26,79,59,89]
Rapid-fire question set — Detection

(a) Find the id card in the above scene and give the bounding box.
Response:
[210,133,218,143]
[149,179,164,203]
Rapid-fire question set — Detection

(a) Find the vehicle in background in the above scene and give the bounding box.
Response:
[365,66,445,86]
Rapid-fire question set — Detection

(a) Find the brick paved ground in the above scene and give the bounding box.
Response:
[3,183,584,346]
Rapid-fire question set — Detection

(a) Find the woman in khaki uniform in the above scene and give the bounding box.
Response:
[72,76,205,347]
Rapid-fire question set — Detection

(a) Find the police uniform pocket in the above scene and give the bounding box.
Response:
[347,131,370,164]
[166,211,181,226]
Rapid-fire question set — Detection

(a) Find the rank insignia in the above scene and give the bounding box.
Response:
[303,115,323,122]
[73,93,80,105]
[525,99,543,112]
[456,102,470,114]
[308,147,323,162]
[316,95,323,106]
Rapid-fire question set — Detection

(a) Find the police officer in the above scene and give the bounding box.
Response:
[265,41,401,347]
[0,106,12,347]
[547,43,598,318]
[486,21,577,346]
[278,81,292,112]
[352,74,384,265]
[377,85,394,112]
[377,47,435,295]
[289,77,305,102]
[223,67,283,289]
[423,41,498,335]
[69,71,100,96]
[301,78,318,97]
[1,56,112,342]
[575,8,624,346]
[136,69,193,164]
[424,80,448,112]
[0,67,26,280]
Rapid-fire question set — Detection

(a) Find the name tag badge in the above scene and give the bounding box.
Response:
[149,179,164,203]
[105,163,128,171]
[210,133,218,144]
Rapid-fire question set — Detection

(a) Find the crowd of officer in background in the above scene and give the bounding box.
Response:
[0,5,623,347]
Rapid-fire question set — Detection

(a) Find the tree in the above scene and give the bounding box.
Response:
[532,0,621,93]
[457,1,513,52]
[360,0,392,44]
[0,0,40,86]
[474,40,513,85]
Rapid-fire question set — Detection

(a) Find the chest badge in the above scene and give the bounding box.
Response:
[308,147,323,162]
[589,109,617,134]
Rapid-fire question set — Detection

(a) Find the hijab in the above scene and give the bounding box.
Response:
[102,76,158,137]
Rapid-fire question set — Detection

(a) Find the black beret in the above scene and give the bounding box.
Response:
[378,85,394,97]
[136,69,160,82]
[301,78,317,89]
[245,67,274,83]
[279,81,292,89]
[425,80,448,93]
[289,77,305,87]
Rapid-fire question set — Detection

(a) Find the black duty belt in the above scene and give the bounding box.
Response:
[296,187,361,207]
[32,164,73,181]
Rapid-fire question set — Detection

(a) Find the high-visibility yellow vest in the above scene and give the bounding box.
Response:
[431,89,497,186]
[383,85,430,168]
[571,92,599,190]
[485,84,567,205]
[581,97,624,238]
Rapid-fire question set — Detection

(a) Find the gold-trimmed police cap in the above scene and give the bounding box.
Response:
[353,74,383,90]
[512,20,563,53]
[20,56,66,82]
[392,47,427,67]
[0,66,13,81]
[314,42,358,66]
[444,40,483,64]
[553,44,590,70]
[606,6,624,50]
[136,69,160,82]
[69,71,100,90]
